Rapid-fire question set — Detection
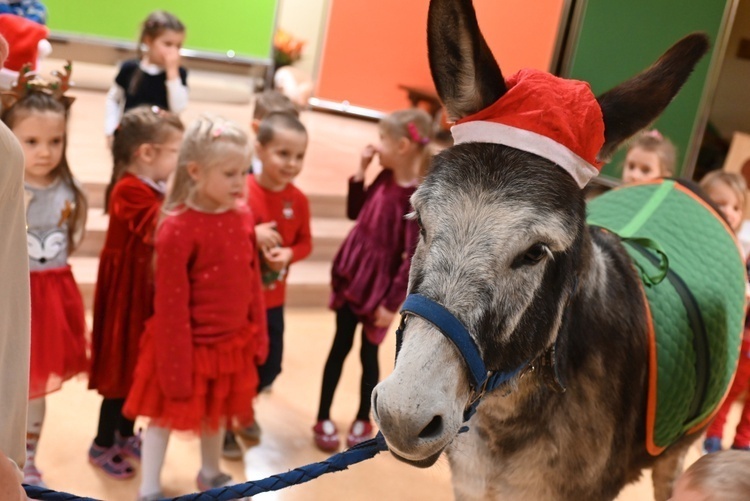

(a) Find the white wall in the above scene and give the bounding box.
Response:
[709,0,750,139]
[276,0,328,78]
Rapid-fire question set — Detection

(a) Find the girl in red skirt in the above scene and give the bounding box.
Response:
[88,106,184,479]
[1,64,88,487]
[123,115,268,499]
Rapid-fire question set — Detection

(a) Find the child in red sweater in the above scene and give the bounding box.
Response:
[88,105,184,479]
[123,115,267,499]
[225,112,311,453]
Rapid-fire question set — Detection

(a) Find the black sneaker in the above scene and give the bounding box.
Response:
[222,431,243,460]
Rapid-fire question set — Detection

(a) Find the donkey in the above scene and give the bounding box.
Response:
[370,1,742,500]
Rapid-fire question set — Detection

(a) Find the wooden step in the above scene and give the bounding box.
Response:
[70,257,332,310]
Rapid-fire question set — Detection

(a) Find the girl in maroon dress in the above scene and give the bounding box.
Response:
[1,64,88,488]
[314,109,435,451]
[88,106,184,479]
[123,116,268,499]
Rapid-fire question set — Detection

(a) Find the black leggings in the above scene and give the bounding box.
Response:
[93,398,136,448]
[317,304,380,422]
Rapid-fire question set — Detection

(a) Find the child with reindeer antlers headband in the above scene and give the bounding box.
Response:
[1,62,89,488]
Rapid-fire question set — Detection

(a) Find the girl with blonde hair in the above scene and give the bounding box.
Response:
[123,116,267,499]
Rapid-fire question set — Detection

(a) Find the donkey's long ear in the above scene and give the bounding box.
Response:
[428,0,506,121]
[596,33,709,161]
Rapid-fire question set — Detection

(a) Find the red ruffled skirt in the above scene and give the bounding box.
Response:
[29,266,88,399]
[123,323,259,433]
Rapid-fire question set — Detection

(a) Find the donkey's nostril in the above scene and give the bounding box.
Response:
[418,415,443,439]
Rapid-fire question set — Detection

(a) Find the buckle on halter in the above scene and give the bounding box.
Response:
[467,376,491,408]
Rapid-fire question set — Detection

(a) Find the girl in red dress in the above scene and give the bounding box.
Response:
[1,64,88,487]
[314,109,435,451]
[88,105,184,479]
[123,115,268,499]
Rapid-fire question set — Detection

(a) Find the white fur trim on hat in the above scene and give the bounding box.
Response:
[451,121,600,188]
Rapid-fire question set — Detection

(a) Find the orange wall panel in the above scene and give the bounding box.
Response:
[316,0,565,112]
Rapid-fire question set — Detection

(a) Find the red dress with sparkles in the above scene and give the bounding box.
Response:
[329,170,419,344]
[123,205,268,432]
[89,174,162,398]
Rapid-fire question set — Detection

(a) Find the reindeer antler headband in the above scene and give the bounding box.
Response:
[1,60,75,112]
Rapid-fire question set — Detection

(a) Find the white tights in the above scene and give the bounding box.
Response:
[139,425,224,497]
[26,398,46,465]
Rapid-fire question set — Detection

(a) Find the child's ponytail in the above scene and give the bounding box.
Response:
[105,105,184,213]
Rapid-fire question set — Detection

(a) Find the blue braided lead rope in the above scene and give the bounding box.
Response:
[24,433,389,501]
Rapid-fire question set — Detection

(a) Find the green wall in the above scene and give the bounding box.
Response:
[565,0,729,179]
[44,0,277,62]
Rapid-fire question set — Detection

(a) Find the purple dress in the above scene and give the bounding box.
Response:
[330,169,419,344]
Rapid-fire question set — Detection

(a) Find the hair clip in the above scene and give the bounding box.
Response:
[212,126,224,138]
[407,122,430,145]
[151,105,165,116]
[644,129,664,141]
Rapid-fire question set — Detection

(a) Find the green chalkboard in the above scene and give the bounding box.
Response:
[562,0,730,179]
[44,0,277,63]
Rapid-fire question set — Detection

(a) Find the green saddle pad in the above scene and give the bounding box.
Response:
[587,180,745,455]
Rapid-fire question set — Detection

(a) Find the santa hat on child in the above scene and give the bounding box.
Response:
[451,68,605,188]
[0,13,49,72]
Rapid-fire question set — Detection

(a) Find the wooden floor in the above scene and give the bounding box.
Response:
[32,70,740,500]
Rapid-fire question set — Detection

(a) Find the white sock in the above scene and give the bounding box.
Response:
[199,428,224,480]
[26,398,46,466]
[139,425,170,497]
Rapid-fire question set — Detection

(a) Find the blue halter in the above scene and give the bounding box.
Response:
[396,293,531,422]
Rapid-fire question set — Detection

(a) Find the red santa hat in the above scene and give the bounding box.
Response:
[451,68,605,188]
[0,14,49,72]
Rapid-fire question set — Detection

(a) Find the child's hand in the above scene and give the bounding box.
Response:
[256,222,282,251]
[263,247,293,271]
[161,46,182,79]
[355,144,377,181]
[373,305,396,328]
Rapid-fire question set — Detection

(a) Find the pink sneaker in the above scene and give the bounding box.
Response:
[313,420,340,452]
[88,442,136,479]
[346,420,373,448]
[116,430,142,462]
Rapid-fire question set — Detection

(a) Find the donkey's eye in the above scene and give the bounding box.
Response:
[521,243,549,265]
[417,215,426,238]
